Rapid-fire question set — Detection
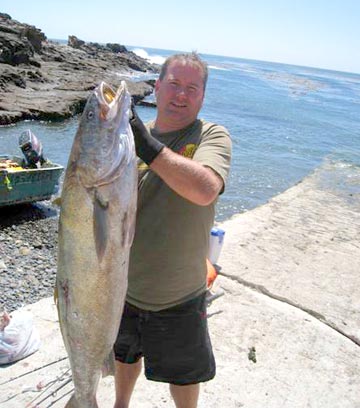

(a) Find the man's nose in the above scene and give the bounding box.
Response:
[176,87,187,97]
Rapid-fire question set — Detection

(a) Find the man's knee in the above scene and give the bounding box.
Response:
[114,360,143,408]
[169,383,200,408]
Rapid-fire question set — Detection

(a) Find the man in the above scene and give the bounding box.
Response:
[114,52,232,408]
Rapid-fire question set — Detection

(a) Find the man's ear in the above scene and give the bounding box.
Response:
[155,79,161,95]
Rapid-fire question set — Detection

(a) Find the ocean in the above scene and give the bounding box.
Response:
[1,46,359,222]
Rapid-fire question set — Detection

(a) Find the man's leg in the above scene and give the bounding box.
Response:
[143,295,214,407]
[113,359,142,408]
[169,383,200,408]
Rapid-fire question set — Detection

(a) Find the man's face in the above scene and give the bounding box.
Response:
[155,61,205,131]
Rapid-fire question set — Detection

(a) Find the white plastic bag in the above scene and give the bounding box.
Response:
[0,310,41,364]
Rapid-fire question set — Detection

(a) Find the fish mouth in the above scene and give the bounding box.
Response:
[75,80,133,189]
[96,81,127,121]
[102,83,117,104]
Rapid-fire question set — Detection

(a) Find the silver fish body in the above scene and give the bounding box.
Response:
[56,81,137,408]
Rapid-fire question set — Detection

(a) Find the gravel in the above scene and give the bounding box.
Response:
[0,202,59,313]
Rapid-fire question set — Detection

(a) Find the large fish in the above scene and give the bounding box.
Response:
[56,81,137,408]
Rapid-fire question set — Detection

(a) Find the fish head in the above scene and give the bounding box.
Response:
[70,81,135,187]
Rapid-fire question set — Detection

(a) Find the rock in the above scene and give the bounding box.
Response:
[0,33,34,65]
[21,24,46,53]
[0,203,61,312]
[0,15,160,125]
[0,110,23,124]
[0,259,6,271]
[106,43,127,53]
[19,246,31,256]
[0,69,26,91]
[68,35,85,48]
[0,16,45,65]
[0,13,11,20]
[33,241,43,249]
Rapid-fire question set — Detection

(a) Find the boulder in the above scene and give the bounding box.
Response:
[21,25,46,52]
[68,35,85,48]
[0,32,34,65]
[0,15,46,65]
[106,43,127,53]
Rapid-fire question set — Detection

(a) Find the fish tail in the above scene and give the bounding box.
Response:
[64,394,77,407]
[65,394,98,407]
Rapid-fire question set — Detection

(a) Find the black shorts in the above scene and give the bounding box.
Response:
[113,292,216,385]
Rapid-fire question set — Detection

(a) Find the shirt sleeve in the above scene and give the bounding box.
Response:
[192,122,232,191]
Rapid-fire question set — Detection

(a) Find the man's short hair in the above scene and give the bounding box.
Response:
[159,52,208,91]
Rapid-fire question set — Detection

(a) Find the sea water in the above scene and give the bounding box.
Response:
[0,46,359,222]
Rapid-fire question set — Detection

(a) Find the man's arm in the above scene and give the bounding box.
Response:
[130,104,224,206]
[150,147,224,206]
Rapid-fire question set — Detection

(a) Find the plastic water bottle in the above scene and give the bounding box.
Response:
[208,227,225,265]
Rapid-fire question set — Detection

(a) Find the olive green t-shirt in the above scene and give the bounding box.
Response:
[126,119,232,311]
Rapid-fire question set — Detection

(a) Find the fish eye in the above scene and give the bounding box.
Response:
[87,110,95,120]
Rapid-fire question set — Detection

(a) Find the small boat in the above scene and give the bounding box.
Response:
[0,155,64,207]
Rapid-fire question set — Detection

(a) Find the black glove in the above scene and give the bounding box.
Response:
[130,102,164,165]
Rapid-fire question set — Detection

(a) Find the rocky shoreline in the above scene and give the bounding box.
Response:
[0,202,59,313]
[0,13,159,125]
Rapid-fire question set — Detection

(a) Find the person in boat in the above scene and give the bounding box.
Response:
[113,52,232,408]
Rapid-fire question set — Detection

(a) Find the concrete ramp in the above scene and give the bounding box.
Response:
[1,161,359,407]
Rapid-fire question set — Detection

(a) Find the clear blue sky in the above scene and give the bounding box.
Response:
[2,0,360,74]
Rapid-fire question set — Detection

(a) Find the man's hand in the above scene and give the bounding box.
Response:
[130,102,164,165]
[129,102,224,206]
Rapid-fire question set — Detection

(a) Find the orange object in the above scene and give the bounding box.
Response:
[206,258,218,289]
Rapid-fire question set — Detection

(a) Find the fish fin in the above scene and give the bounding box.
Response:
[93,188,109,261]
[95,188,110,209]
[102,350,115,377]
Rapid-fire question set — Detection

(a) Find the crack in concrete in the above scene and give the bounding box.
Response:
[220,272,360,347]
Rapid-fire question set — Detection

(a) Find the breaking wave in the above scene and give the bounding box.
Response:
[131,48,166,65]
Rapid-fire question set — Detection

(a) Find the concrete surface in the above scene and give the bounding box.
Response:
[1,160,359,407]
